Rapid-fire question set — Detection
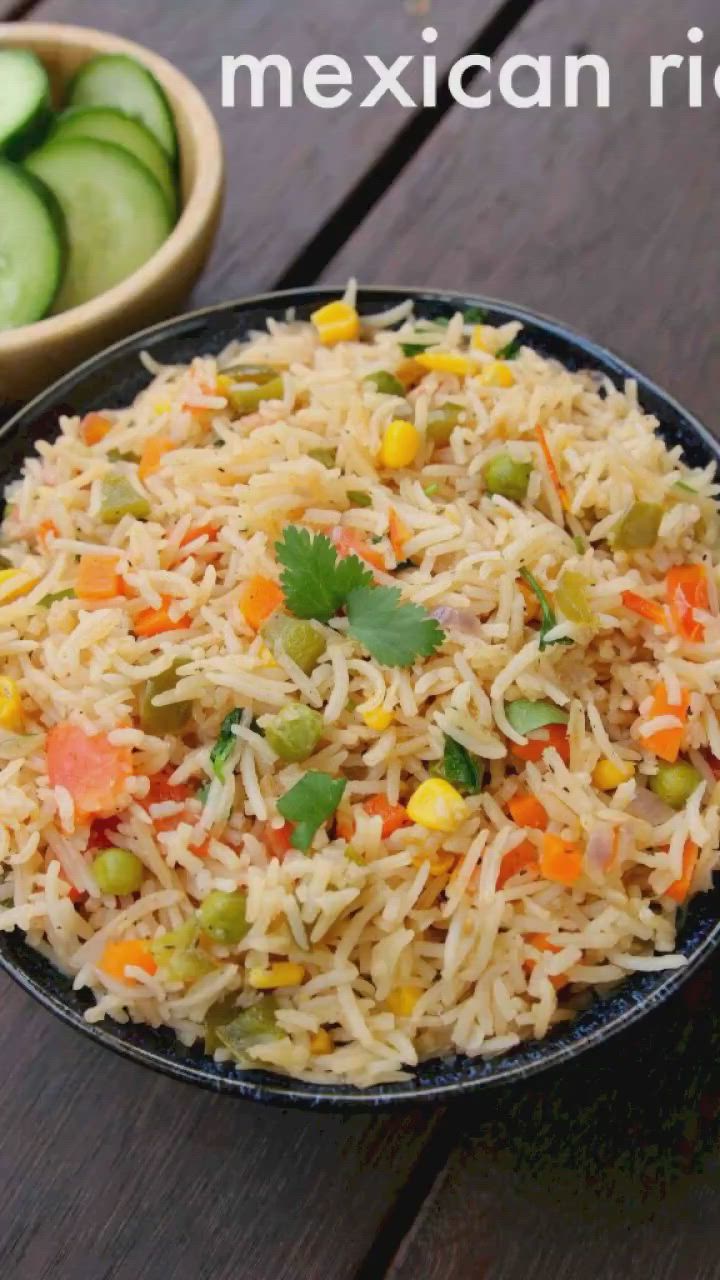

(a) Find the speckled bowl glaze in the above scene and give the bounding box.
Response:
[2,287,719,1110]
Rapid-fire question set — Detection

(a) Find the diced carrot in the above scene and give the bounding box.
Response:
[666,839,699,904]
[518,576,541,621]
[263,821,294,862]
[100,939,157,984]
[87,815,120,850]
[497,838,538,888]
[335,809,355,842]
[642,682,690,763]
[363,794,410,837]
[507,792,548,831]
[388,508,411,561]
[46,723,132,822]
[81,413,112,445]
[534,423,570,512]
[512,722,570,765]
[330,525,386,572]
[133,597,192,638]
[141,767,193,834]
[37,519,58,548]
[76,552,123,601]
[621,590,667,630]
[524,932,568,990]
[666,565,709,642]
[539,833,583,887]
[240,575,284,631]
[179,522,218,549]
[139,436,174,481]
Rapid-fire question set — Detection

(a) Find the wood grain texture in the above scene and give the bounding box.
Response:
[0,977,444,1280]
[16,0,503,302]
[323,0,720,428]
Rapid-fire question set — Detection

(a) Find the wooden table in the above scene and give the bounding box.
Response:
[3,1,720,1276]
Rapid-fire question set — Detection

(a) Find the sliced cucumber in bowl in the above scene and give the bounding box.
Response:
[0,159,66,328]
[0,48,52,160]
[67,54,178,162]
[25,137,173,314]
[51,106,177,218]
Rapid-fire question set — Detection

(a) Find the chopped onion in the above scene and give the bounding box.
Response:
[586,826,615,873]
[627,786,676,826]
[431,606,483,637]
[0,732,44,761]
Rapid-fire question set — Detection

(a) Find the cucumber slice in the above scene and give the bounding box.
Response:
[25,138,172,314]
[67,55,178,162]
[0,159,66,329]
[52,107,177,218]
[0,49,52,160]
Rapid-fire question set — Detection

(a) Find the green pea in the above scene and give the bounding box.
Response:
[92,848,144,895]
[308,448,337,469]
[484,452,532,502]
[347,490,372,508]
[613,502,663,551]
[197,890,249,944]
[264,703,324,763]
[222,365,284,416]
[100,473,150,524]
[262,613,327,674]
[426,402,463,446]
[555,571,595,625]
[363,370,405,397]
[139,659,192,734]
[649,761,702,810]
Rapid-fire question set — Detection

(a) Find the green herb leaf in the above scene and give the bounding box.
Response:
[39,588,75,608]
[462,307,487,325]
[431,735,482,794]
[347,586,444,667]
[400,342,431,357]
[277,771,347,852]
[519,567,573,652]
[505,699,570,735]
[197,781,211,805]
[346,490,372,508]
[496,338,521,361]
[210,708,244,781]
[276,527,372,624]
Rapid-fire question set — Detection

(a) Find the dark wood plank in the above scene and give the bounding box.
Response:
[18,0,503,302]
[0,977,443,1280]
[323,0,720,429]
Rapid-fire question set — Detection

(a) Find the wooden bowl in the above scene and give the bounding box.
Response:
[0,22,224,402]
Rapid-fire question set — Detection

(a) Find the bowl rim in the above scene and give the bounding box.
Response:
[2,284,719,1110]
[0,21,224,353]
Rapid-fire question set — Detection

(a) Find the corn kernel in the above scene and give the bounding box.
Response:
[362,706,393,731]
[412,849,456,877]
[415,351,474,376]
[258,644,278,668]
[477,362,515,388]
[153,400,171,415]
[0,569,40,604]
[311,300,360,346]
[309,1028,333,1055]
[387,986,422,1017]
[471,326,490,351]
[380,419,420,469]
[592,758,636,791]
[0,677,23,732]
[248,962,305,989]
[407,779,469,833]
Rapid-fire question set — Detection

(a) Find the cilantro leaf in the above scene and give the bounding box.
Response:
[496,337,521,361]
[431,735,483,794]
[346,586,445,667]
[277,771,347,852]
[400,342,431,357]
[275,527,372,624]
[463,307,487,325]
[519,567,573,652]
[210,708,244,781]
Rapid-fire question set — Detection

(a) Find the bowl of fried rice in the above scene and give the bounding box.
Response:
[1,285,719,1108]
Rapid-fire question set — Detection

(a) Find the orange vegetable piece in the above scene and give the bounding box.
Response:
[388,508,411,561]
[497,838,539,888]
[534,423,569,512]
[666,565,709,642]
[263,821,294,862]
[100,939,157,984]
[540,833,583,887]
[363,794,410,838]
[507,792,548,831]
[334,809,355,842]
[524,932,568,990]
[37,519,58,548]
[642,683,690,763]
[81,412,112,445]
[395,358,426,391]
[133,596,192,638]
[139,436,174,481]
[46,723,132,821]
[621,590,667,630]
[179,522,218,549]
[76,553,123,601]
[518,576,541,621]
[666,840,699,904]
[512,722,570,765]
[240,575,284,631]
[330,525,386,572]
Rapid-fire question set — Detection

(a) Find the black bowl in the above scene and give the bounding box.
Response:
[2,287,719,1110]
